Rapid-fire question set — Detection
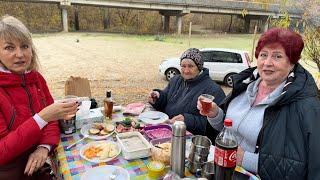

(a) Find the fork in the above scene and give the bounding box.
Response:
[109,168,120,180]
[66,134,89,150]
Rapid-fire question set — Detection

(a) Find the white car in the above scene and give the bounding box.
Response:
[159,48,251,87]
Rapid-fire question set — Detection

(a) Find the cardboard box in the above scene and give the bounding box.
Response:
[75,108,104,129]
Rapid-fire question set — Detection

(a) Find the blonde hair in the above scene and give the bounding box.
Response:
[0,15,39,71]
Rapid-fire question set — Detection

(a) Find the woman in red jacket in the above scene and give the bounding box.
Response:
[0,16,79,179]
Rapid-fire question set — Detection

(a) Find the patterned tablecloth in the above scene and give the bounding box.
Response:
[53,110,194,180]
[54,132,153,180]
[53,109,259,180]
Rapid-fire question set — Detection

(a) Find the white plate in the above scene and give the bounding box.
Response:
[79,141,121,163]
[138,111,169,125]
[80,123,114,140]
[80,165,130,180]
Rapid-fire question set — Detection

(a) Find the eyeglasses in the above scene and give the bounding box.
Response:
[258,52,286,62]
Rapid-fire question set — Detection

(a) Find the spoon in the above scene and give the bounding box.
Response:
[109,168,119,180]
[66,135,89,150]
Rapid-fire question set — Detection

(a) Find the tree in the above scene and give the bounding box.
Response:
[271,0,320,90]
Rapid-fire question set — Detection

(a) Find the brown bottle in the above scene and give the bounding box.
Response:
[104,90,114,119]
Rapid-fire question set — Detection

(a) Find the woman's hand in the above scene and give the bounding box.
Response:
[236,146,245,166]
[38,101,79,122]
[24,147,49,176]
[197,96,219,118]
[169,114,185,124]
[147,91,160,104]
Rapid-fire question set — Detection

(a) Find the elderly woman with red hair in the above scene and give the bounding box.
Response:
[199,28,320,179]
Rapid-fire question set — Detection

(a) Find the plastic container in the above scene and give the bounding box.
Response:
[144,124,172,140]
[150,137,172,165]
[144,124,193,141]
[147,161,165,179]
[116,131,151,160]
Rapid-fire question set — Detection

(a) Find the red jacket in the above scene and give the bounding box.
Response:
[0,71,60,165]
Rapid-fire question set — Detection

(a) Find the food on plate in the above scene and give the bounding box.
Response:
[116,117,145,133]
[83,142,118,160]
[99,129,108,135]
[89,128,100,135]
[151,142,171,165]
[145,128,172,140]
[88,123,114,136]
[105,124,115,132]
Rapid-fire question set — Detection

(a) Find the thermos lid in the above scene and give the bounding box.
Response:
[172,121,186,136]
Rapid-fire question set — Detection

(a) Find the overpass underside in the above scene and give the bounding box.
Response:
[31,0,302,34]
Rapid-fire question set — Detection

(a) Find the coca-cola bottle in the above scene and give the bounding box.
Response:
[214,119,238,180]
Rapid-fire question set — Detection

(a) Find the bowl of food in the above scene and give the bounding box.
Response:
[144,124,172,141]
[150,137,172,165]
[116,131,151,160]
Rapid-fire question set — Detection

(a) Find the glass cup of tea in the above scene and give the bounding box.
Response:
[58,95,78,134]
[199,94,215,114]
[63,95,78,119]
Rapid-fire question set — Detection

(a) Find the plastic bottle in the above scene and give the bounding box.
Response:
[104,90,114,119]
[170,121,186,178]
[214,119,238,180]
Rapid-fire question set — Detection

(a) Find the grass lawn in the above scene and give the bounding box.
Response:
[33,32,319,105]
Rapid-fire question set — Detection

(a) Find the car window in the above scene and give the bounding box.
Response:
[210,51,243,63]
[202,51,213,62]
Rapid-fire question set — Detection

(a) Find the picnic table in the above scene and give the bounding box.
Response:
[53,109,193,179]
[52,107,259,180]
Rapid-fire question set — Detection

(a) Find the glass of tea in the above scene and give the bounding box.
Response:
[58,95,78,134]
[199,94,215,114]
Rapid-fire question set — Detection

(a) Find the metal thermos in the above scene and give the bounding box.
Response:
[171,121,186,178]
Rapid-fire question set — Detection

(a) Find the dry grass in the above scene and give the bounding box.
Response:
[34,33,232,106]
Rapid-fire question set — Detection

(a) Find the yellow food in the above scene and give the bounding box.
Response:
[151,142,171,165]
[88,123,115,136]
[89,128,100,135]
[84,146,102,159]
[84,142,118,160]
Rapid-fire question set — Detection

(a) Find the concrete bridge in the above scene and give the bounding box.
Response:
[29,0,303,33]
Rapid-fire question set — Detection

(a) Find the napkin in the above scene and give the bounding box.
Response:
[76,100,91,118]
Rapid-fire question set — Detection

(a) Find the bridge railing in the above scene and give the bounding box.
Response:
[81,0,301,14]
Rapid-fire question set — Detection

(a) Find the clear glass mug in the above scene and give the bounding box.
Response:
[59,95,78,134]
[199,94,215,114]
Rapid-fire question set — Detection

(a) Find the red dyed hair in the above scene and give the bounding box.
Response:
[255,28,304,64]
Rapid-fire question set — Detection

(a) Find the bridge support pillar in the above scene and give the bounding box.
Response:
[261,17,269,32]
[164,15,170,33]
[61,7,68,32]
[176,15,182,35]
[244,17,250,33]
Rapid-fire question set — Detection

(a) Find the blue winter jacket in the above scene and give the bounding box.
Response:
[152,68,226,135]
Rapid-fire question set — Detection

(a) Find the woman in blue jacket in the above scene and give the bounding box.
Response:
[148,48,226,135]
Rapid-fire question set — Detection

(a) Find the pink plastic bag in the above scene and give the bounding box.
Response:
[122,102,145,116]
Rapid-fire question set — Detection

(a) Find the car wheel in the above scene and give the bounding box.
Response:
[224,73,236,87]
[165,68,180,81]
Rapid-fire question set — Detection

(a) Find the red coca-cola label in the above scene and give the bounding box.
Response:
[214,146,237,168]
